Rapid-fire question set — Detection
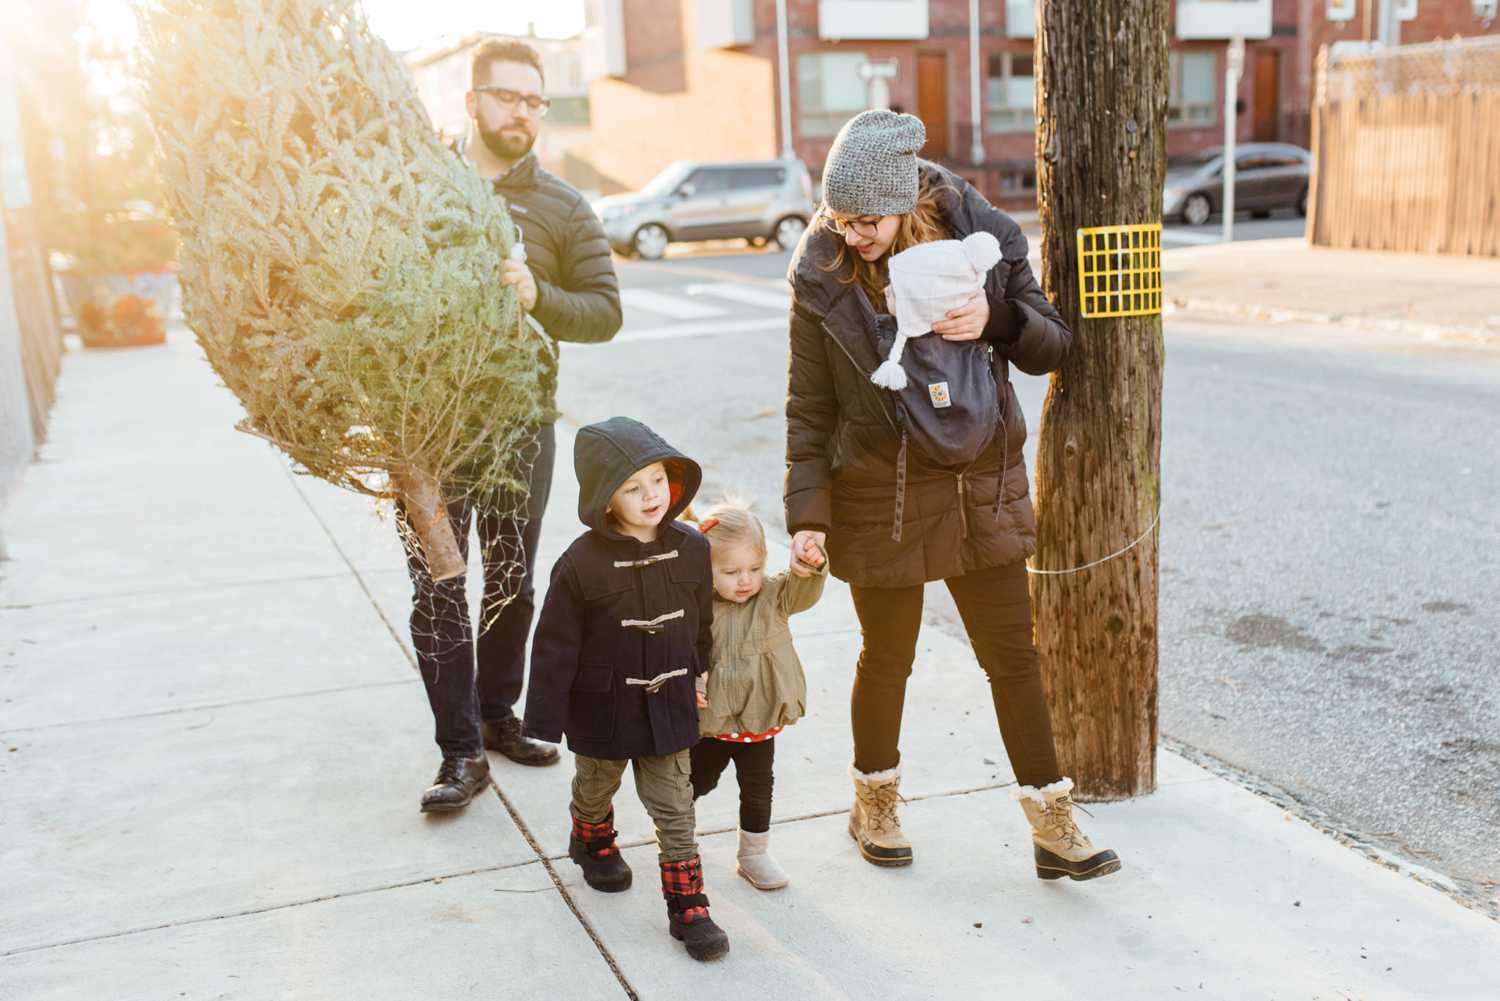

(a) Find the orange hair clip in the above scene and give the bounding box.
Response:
[697,516,720,534]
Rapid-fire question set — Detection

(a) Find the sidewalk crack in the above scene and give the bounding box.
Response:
[280,465,416,673]
[485,778,641,1001]
[0,858,546,959]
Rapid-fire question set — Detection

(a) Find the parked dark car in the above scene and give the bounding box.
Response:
[1163,143,1312,226]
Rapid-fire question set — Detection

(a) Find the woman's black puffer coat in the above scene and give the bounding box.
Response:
[783,162,1073,589]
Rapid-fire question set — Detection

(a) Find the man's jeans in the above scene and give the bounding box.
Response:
[398,424,556,758]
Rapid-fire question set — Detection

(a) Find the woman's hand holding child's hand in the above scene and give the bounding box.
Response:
[790,530,827,578]
[932,293,989,341]
[696,690,708,709]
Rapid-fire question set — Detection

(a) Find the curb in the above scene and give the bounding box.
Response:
[1165,297,1500,348]
[1163,738,1499,923]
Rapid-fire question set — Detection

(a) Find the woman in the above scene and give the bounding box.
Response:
[784,110,1119,881]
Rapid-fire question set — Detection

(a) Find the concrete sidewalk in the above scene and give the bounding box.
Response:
[2,332,1498,1001]
[1163,238,1500,345]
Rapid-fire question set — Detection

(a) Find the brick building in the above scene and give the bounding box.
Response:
[1293,1,1500,140]
[578,0,1499,206]
[579,0,1308,205]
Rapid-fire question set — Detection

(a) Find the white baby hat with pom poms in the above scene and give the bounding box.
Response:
[872,230,1004,390]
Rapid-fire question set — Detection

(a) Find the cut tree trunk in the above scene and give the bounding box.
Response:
[1031,0,1169,800]
[394,467,465,582]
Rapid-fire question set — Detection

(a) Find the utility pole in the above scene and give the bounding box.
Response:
[776,0,794,159]
[1031,0,1169,800]
[1222,36,1245,243]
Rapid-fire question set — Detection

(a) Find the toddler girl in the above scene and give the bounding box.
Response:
[691,501,826,889]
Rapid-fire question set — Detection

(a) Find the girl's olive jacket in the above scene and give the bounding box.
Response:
[783,161,1074,589]
[697,565,827,738]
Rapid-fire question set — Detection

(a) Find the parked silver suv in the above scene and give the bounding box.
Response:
[595,159,815,260]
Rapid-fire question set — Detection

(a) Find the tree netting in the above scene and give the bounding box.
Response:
[139,0,551,635]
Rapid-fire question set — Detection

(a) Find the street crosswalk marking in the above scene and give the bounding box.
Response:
[684,282,790,311]
[620,288,725,320]
[563,316,787,348]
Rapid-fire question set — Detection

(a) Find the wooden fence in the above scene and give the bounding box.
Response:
[1310,37,1500,258]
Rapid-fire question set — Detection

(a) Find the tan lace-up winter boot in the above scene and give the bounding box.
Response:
[849,764,913,867]
[1015,778,1121,881]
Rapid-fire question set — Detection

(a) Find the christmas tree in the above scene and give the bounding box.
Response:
[139,0,549,581]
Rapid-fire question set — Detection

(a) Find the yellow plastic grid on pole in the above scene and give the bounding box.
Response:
[1075,223,1163,318]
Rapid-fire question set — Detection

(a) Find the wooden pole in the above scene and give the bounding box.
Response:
[1031,0,1169,800]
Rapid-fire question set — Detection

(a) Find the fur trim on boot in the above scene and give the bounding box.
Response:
[736,829,789,890]
[849,762,913,867]
[1015,777,1121,882]
[661,856,730,961]
[569,812,633,892]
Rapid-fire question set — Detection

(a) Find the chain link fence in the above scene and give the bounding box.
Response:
[1319,34,1500,103]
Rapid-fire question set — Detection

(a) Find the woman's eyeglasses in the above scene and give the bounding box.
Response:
[473,86,552,117]
[827,214,882,238]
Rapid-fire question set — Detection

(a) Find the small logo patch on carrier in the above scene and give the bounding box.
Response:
[928,381,952,409]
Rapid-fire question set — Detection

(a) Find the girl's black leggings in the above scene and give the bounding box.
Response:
[690,736,775,833]
[848,560,1062,788]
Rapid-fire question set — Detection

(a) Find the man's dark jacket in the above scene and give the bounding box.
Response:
[493,151,622,408]
[523,418,712,759]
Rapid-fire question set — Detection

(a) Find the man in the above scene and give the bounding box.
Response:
[407,38,622,813]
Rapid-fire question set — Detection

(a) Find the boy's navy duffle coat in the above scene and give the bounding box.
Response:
[523,417,712,760]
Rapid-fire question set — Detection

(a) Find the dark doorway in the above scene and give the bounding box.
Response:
[1253,47,1281,142]
[917,51,950,159]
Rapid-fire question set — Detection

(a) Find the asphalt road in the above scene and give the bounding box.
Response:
[556,241,1499,911]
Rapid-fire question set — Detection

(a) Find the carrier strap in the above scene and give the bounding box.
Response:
[891,432,908,543]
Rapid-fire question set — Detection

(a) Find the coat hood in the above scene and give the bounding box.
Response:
[574,417,702,539]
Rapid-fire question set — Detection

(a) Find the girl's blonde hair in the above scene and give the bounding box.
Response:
[814,172,957,310]
[694,499,766,557]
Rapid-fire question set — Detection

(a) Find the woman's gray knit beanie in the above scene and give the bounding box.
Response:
[821,110,927,217]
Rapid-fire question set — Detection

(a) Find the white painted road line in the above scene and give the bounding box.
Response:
[684,282,790,311]
[1162,229,1225,246]
[620,288,726,320]
[563,316,787,347]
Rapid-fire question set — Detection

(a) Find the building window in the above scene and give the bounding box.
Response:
[985,52,1035,134]
[1326,0,1355,21]
[797,51,870,138]
[1169,51,1216,127]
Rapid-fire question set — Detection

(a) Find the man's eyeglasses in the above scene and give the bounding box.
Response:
[827,214,882,238]
[473,86,552,117]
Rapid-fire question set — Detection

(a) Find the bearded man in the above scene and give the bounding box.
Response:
[405,38,622,813]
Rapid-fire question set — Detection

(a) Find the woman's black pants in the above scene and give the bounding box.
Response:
[848,560,1062,788]
[690,737,775,833]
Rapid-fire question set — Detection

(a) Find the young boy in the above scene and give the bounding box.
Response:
[522,417,728,962]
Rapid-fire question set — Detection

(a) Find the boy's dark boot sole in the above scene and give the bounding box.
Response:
[1034,845,1122,881]
[569,842,633,892]
[670,920,730,961]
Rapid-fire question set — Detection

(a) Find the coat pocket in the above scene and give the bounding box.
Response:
[567,664,616,742]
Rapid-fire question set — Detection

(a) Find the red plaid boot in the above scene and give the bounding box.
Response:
[660,856,729,961]
[569,811,633,892]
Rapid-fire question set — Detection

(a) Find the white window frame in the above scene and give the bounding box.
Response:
[1326,0,1356,21]
[1476,0,1499,20]
[1169,50,1217,128]
[985,51,1035,134]
[797,51,871,138]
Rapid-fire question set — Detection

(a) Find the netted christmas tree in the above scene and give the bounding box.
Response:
[138,0,550,589]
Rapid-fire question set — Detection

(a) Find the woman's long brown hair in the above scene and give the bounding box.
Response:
[815,173,958,311]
